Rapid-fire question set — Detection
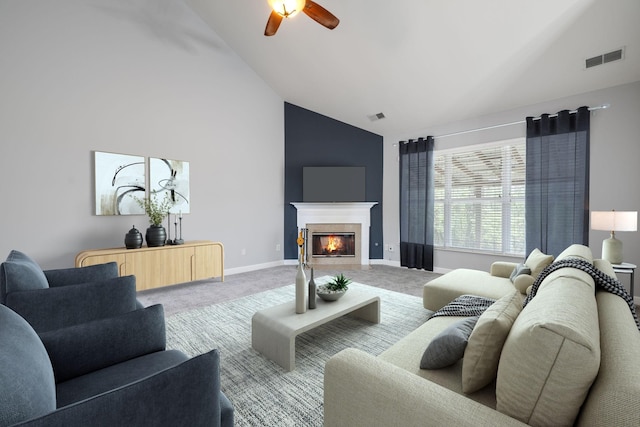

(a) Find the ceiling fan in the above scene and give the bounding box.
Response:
[264,0,339,36]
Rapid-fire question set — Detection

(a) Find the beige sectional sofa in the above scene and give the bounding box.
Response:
[324,245,640,426]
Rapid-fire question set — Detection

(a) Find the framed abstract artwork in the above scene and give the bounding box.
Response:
[94,151,146,216]
[149,157,190,214]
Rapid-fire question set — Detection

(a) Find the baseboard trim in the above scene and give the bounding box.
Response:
[231,259,399,274]
[225,261,286,276]
[369,259,400,267]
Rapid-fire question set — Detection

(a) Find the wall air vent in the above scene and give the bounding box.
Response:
[586,47,624,69]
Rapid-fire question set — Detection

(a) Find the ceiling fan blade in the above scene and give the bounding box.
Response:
[303,0,340,30]
[264,10,283,36]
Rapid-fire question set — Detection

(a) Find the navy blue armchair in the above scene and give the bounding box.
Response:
[0,251,234,426]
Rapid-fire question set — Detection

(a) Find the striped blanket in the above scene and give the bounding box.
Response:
[524,258,640,331]
[429,294,496,320]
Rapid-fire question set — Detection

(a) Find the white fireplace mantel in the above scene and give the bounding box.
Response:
[291,202,378,265]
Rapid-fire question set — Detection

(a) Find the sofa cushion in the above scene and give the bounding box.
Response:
[379,315,498,409]
[556,243,593,263]
[495,271,600,426]
[56,349,190,407]
[0,305,56,426]
[461,289,523,393]
[1,250,49,303]
[420,316,479,369]
[423,269,515,311]
[40,304,166,382]
[524,248,554,280]
[6,275,139,333]
[577,290,640,426]
[44,261,119,287]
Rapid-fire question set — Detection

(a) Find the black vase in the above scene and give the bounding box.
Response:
[145,225,167,247]
[124,226,143,249]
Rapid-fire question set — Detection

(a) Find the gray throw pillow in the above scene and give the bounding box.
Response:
[420,316,479,369]
[509,263,531,283]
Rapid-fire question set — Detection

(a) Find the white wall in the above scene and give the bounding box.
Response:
[0,0,284,270]
[383,81,640,289]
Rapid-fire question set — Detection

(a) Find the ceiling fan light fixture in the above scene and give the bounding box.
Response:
[268,0,306,18]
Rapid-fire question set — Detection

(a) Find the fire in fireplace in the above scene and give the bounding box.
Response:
[312,232,356,257]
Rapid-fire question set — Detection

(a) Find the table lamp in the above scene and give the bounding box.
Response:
[591,210,637,264]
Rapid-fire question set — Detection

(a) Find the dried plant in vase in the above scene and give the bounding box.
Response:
[135,192,175,226]
[134,192,175,247]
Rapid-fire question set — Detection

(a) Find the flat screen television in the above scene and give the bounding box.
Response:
[303,166,366,202]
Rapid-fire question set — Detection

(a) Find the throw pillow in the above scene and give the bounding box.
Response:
[496,273,600,426]
[420,316,479,369]
[525,248,554,280]
[0,250,49,303]
[461,289,523,393]
[509,263,531,283]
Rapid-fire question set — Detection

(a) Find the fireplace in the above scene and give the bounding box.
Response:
[291,202,378,267]
[306,223,360,266]
[312,232,356,258]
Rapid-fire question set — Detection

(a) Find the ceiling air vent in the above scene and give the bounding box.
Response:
[368,112,386,121]
[603,49,623,63]
[586,48,624,69]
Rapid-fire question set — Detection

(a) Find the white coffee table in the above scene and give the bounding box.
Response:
[251,282,380,371]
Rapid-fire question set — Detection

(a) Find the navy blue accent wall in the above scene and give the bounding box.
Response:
[284,102,384,260]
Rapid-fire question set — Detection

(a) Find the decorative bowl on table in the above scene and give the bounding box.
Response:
[317,285,347,301]
[316,273,351,302]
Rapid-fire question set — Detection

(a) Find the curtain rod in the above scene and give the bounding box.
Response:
[423,104,610,140]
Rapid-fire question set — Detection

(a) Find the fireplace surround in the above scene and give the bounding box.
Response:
[291,202,377,267]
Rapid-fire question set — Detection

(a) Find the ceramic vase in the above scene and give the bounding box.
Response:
[308,267,317,309]
[145,225,167,247]
[124,226,143,249]
[295,262,307,314]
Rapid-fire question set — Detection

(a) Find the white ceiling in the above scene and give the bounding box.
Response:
[185,0,640,137]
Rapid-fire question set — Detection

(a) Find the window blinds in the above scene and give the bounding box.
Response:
[434,139,526,255]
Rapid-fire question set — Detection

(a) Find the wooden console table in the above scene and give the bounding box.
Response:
[75,240,224,291]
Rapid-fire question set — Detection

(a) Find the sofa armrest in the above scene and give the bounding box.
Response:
[16,350,224,427]
[324,348,527,427]
[490,262,519,278]
[44,262,119,287]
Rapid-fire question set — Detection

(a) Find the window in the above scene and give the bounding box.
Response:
[434,138,526,256]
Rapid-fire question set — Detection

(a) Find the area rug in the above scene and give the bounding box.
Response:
[165,278,432,426]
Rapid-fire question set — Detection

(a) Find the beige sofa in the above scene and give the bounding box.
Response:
[324,245,640,426]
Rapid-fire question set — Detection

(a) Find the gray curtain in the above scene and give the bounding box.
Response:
[525,106,590,257]
[399,137,434,270]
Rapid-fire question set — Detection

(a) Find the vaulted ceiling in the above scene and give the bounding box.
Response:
[185,0,640,137]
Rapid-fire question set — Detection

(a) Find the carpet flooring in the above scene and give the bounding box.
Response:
[164,279,433,426]
[138,264,440,316]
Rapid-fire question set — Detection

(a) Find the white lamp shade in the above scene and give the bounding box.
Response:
[591,211,638,232]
